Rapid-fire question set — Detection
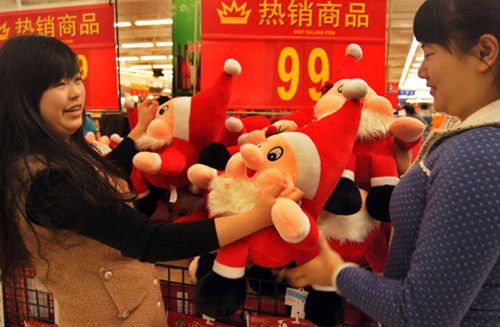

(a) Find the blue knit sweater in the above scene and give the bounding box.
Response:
[336,100,500,326]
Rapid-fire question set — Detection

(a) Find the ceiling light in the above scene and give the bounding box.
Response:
[121,42,154,48]
[153,64,173,69]
[114,22,131,28]
[117,67,154,76]
[399,36,419,89]
[116,56,139,61]
[140,55,168,60]
[168,55,173,60]
[156,41,173,47]
[414,56,424,62]
[130,65,152,70]
[134,19,173,26]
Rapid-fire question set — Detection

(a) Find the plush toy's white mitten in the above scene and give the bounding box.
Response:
[133,152,162,174]
[271,198,311,244]
[238,129,266,146]
[390,116,426,143]
[187,163,217,190]
[272,119,298,132]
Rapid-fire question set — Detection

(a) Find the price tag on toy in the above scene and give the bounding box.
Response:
[285,287,308,319]
[169,185,178,203]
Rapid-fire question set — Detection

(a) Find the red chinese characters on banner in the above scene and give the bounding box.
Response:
[201,0,387,110]
[0,4,118,110]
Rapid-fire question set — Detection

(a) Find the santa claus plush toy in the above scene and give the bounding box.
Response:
[216,115,272,155]
[84,132,123,156]
[299,44,424,327]
[317,44,425,222]
[187,79,367,319]
[129,59,241,215]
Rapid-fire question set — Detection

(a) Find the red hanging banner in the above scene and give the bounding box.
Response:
[0,3,118,110]
[201,0,387,111]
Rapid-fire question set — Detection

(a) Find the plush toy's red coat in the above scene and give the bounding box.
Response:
[131,138,198,194]
[347,135,399,191]
[216,213,320,268]
[327,223,388,273]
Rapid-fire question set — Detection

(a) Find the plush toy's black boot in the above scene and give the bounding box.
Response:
[246,265,287,296]
[305,290,345,327]
[133,184,167,217]
[323,177,362,215]
[366,184,395,222]
[195,252,217,282]
[198,142,231,170]
[194,271,247,318]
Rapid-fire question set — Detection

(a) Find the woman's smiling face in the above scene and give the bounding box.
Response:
[417,42,483,121]
[39,73,85,140]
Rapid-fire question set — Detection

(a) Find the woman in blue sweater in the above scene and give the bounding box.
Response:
[285,0,499,326]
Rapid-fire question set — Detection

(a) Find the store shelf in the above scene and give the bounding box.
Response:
[3,263,372,327]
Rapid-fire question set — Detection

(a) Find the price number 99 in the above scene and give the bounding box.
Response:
[78,54,88,80]
[277,47,330,102]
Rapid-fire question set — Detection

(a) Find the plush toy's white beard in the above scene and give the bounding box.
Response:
[207,175,260,217]
[356,110,392,142]
[135,134,173,151]
[317,208,379,244]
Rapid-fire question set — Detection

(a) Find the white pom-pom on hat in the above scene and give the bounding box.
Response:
[224,58,242,76]
[345,43,363,61]
[123,98,135,111]
[225,116,244,133]
[174,58,242,151]
[334,43,367,81]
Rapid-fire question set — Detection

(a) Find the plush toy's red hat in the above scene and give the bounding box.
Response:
[172,59,241,151]
[280,98,362,218]
[333,43,367,82]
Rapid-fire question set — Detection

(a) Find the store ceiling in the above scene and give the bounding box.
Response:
[1,0,425,90]
[115,0,425,88]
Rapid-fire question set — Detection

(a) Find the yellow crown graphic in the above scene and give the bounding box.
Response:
[0,22,11,40]
[217,0,251,25]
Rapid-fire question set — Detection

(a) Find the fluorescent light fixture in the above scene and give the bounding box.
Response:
[414,56,424,62]
[130,65,152,70]
[116,56,139,61]
[122,42,154,48]
[134,19,173,26]
[140,55,168,60]
[399,36,419,89]
[153,64,173,69]
[168,55,173,60]
[117,67,154,76]
[156,41,173,47]
[114,22,131,28]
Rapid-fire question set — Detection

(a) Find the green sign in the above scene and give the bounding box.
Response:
[172,0,201,96]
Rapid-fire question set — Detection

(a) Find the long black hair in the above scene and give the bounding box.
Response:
[0,35,132,281]
[414,0,500,79]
